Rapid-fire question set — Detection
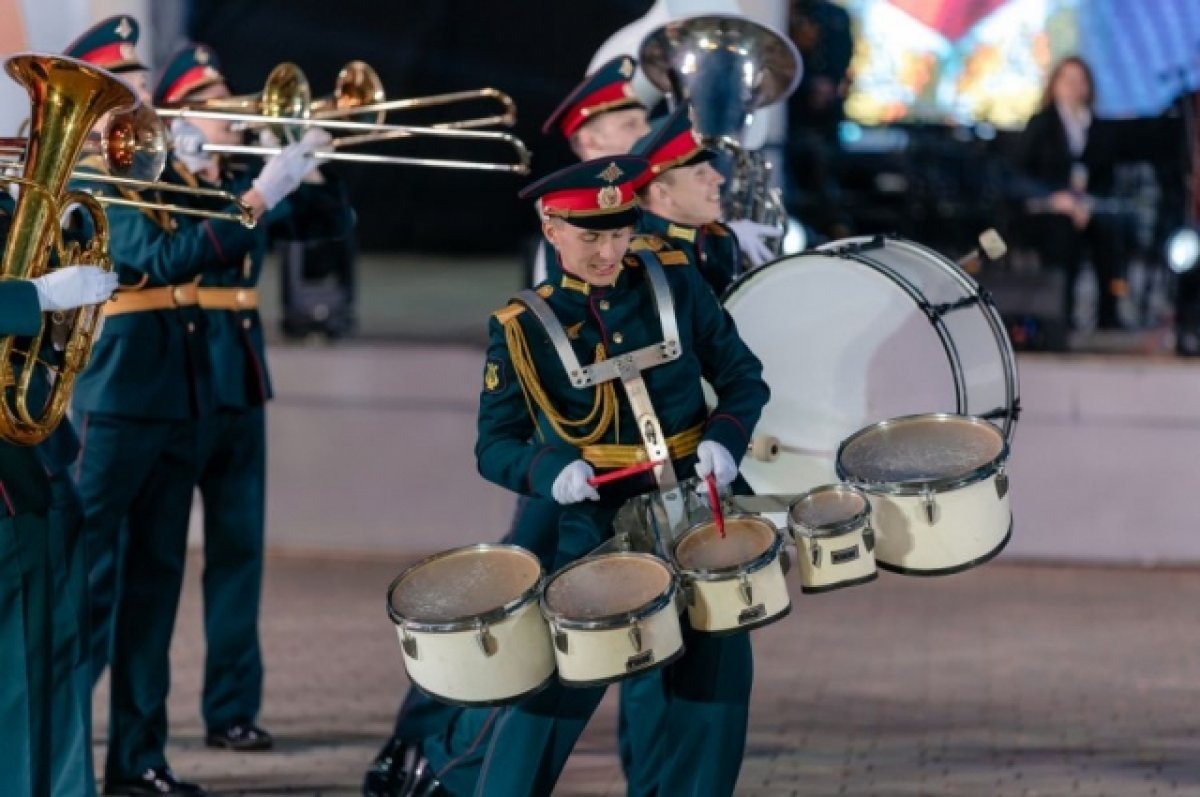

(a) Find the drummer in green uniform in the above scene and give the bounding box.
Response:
[416,154,768,796]
[71,39,328,795]
[0,188,117,795]
[364,56,653,797]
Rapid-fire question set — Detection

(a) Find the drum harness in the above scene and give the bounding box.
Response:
[514,251,690,547]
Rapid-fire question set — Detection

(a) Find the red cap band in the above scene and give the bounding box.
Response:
[560,82,637,138]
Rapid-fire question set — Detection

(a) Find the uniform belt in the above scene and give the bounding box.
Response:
[581,424,704,470]
[196,287,259,311]
[102,283,199,316]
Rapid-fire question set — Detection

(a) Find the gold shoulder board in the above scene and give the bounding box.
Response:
[629,233,665,252]
[492,302,526,324]
[658,251,690,266]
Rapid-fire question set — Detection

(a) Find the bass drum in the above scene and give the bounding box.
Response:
[723,235,1019,496]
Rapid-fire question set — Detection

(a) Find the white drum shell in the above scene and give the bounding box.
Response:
[681,551,790,632]
[793,521,878,593]
[865,471,1012,575]
[396,600,556,705]
[549,601,684,686]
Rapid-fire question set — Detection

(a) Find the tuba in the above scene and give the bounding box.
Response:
[639,14,801,257]
[0,54,137,445]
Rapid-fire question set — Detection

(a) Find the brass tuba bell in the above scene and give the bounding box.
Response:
[0,53,137,445]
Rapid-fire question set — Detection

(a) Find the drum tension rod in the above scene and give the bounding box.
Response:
[922,292,987,321]
[979,402,1021,423]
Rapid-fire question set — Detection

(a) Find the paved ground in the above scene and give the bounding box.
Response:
[93,555,1200,796]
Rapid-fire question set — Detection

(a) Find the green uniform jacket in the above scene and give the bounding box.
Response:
[0,196,81,506]
[476,252,768,500]
[635,210,742,296]
[0,279,53,515]
[70,156,260,420]
[202,166,353,408]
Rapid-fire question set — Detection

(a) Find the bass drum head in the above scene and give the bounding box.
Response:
[723,236,1018,496]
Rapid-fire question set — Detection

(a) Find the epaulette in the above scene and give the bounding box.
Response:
[624,250,690,268]
[629,233,667,252]
[492,302,526,324]
[704,221,731,236]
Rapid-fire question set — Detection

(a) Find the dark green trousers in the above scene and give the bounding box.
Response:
[0,479,92,796]
[48,472,94,797]
[196,406,266,732]
[75,411,198,780]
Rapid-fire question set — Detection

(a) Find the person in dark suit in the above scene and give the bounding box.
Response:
[1015,56,1131,330]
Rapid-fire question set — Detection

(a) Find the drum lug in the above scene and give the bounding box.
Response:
[738,574,754,607]
[474,622,498,657]
[681,580,696,608]
[400,630,418,660]
[552,624,569,655]
[780,543,795,576]
[810,542,821,568]
[920,487,940,525]
[863,526,876,552]
[628,621,643,653]
[995,465,1009,499]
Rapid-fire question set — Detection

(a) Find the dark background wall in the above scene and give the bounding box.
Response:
[187,0,653,252]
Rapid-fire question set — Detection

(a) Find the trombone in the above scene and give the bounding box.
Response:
[157,62,531,175]
[308,60,517,131]
[0,105,256,227]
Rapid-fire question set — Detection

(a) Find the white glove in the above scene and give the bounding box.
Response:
[725,219,780,268]
[694,440,738,489]
[550,460,601,505]
[32,266,118,311]
[251,127,331,210]
[170,118,215,174]
[257,127,282,149]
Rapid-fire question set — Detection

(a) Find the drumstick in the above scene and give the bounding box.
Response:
[587,459,666,487]
[705,474,726,539]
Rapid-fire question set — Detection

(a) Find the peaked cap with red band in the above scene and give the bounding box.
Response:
[155,45,225,107]
[63,15,147,74]
[519,155,648,230]
[542,56,644,139]
[631,103,716,184]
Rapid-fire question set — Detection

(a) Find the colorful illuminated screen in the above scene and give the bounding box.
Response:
[840,0,1199,128]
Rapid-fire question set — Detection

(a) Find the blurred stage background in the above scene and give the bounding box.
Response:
[1,0,1198,564]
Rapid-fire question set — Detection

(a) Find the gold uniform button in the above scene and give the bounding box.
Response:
[612,332,624,345]
[598,299,610,311]
[242,318,252,330]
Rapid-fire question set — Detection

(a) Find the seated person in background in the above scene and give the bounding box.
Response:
[1014,55,1133,330]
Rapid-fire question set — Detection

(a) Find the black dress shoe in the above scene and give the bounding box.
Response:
[205,722,274,751]
[103,767,207,796]
[363,736,443,797]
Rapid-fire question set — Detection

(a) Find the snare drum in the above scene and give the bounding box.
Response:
[541,553,683,687]
[387,544,555,706]
[787,484,877,593]
[672,515,790,633]
[836,413,1012,576]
